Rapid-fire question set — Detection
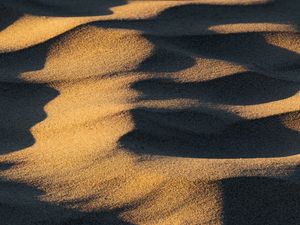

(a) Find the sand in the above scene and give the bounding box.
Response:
[0,0,300,224]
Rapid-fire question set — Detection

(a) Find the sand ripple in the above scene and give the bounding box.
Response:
[0,1,300,224]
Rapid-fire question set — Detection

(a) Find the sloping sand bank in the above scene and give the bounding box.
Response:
[0,0,300,224]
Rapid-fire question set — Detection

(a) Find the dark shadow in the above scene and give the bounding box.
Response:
[1,0,127,17]
[0,32,131,220]
[0,36,59,154]
[161,33,300,80]
[220,166,300,225]
[137,43,195,73]
[93,1,300,80]
[119,108,300,158]
[100,2,300,158]
[132,73,300,105]
[116,28,300,159]
[95,0,300,32]
[0,175,133,225]
[0,1,299,224]
[0,1,136,222]
[0,82,58,154]
[289,164,300,182]
[0,4,22,32]
[0,0,127,36]
[151,0,300,26]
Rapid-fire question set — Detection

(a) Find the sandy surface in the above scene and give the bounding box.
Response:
[0,0,300,224]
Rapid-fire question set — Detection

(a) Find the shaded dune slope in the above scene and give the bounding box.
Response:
[0,1,300,225]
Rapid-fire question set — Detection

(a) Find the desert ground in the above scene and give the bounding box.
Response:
[0,0,300,224]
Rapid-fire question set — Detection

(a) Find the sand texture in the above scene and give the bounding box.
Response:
[0,0,300,224]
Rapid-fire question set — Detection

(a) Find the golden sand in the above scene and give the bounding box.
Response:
[0,1,299,224]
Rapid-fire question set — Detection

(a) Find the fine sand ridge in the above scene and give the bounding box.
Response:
[0,0,300,224]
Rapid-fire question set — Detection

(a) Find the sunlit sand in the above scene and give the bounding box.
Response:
[0,1,299,224]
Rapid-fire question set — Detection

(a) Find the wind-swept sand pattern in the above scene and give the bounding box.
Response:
[0,0,300,224]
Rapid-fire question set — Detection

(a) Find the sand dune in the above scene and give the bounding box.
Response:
[0,0,300,224]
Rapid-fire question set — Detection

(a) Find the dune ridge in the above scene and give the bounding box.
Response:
[0,1,300,224]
